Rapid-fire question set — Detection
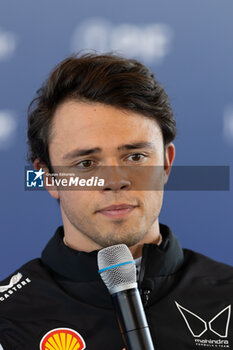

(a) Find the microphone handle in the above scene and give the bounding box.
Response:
[111,288,155,350]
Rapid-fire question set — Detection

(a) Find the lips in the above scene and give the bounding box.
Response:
[100,204,136,211]
[97,203,138,219]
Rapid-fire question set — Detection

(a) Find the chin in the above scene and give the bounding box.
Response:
[107,233,144,248]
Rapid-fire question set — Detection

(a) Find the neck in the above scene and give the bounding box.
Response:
[128,231,162,258]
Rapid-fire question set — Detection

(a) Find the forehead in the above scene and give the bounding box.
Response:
[49,100,163,155]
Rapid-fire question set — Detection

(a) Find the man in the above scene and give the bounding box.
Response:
[0,53,232,350]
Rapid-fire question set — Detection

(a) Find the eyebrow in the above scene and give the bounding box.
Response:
[62,142,155,160]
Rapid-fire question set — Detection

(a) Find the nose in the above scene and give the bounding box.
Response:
[101,166,132,191]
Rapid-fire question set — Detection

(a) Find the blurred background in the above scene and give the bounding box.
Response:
[0,0,232,279]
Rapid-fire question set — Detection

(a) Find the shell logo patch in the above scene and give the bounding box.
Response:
[40,328,86,350]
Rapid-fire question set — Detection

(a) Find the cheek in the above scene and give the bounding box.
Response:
[142,191,164,214]
[59,191,92,213]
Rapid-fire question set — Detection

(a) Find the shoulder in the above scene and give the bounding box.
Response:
[182,248,233,281]
[0,258,53,308]
[0,258,50,286]
[0,259,59,346]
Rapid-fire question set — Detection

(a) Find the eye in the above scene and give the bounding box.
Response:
[75,160,95,169]
[127,153,146,162]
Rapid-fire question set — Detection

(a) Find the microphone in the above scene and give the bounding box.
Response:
[97,244,155,350]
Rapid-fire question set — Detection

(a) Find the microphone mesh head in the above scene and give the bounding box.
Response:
[97,244,137,294]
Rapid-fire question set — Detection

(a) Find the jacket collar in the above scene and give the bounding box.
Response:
[41,224,184,284]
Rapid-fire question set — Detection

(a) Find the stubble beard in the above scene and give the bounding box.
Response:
[60,195,159,249]
[63,204,159,249]
[72,214,148,248]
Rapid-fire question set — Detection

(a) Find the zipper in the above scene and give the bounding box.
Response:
[138,245,152,307]
[142,289,151,307]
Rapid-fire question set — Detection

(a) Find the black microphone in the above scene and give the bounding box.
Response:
[97,244,155,350]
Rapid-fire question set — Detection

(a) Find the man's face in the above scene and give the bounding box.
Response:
[46,100,174,251]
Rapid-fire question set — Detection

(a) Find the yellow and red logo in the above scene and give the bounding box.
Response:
[40,328,86,350]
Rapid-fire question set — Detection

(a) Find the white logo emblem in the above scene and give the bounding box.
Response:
[175,302,231,338]
[26,168,45,187]
[0,273,22,293]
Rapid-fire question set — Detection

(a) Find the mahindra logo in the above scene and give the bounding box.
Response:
[175,302,231,338]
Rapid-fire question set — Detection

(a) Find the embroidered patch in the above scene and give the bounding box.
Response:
[40,328,86,350]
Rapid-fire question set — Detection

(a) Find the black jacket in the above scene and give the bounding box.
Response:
[0,224,233,350]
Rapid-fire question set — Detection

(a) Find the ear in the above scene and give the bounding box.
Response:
[163,142,175,184]
[33,159,59,200]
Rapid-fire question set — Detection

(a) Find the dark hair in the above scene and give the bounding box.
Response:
[27,52,176,170]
